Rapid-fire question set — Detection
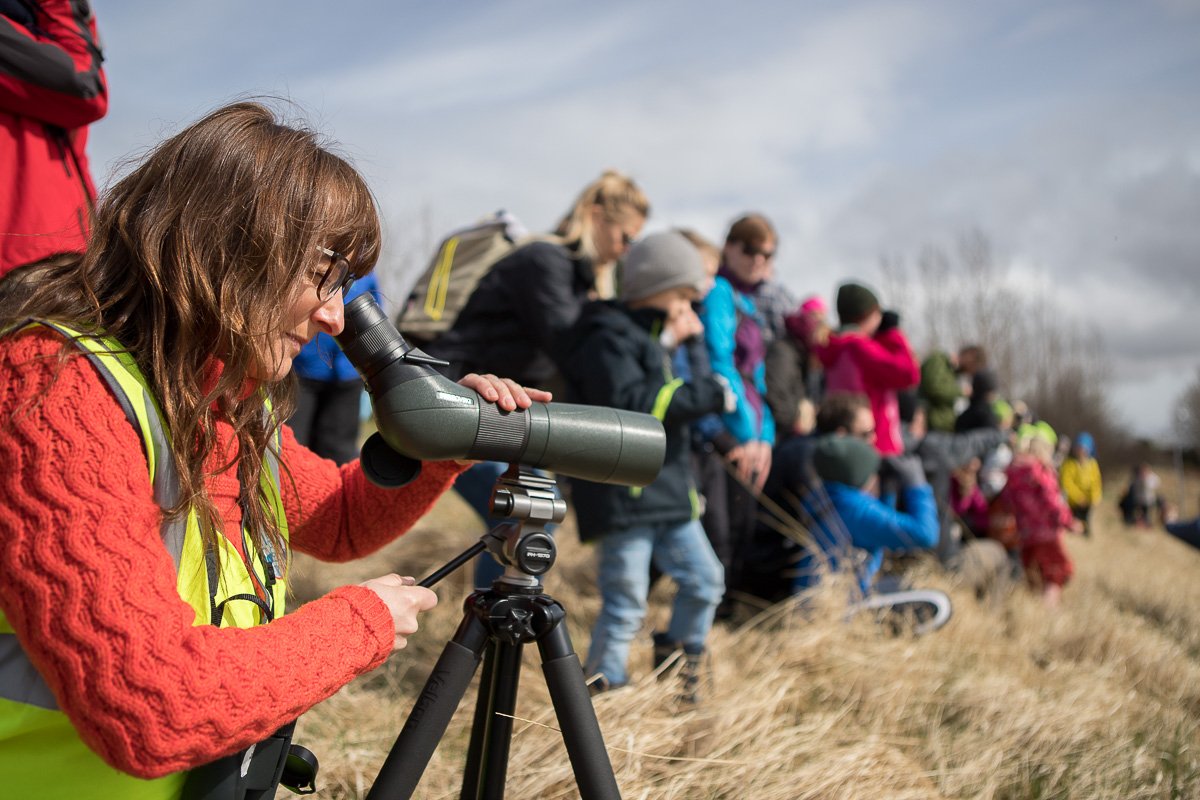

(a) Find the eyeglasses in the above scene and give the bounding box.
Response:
[856,428,877,441]
[741,242,776,261]
[313,247,355,301]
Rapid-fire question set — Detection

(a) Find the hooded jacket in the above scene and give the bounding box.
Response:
[797,481,939,597]
[815,327,920,455]
[1,0,107,274]
[1060,455,1102,509]
[563,301,725,541]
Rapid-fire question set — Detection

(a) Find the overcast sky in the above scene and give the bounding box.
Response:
[87,0,1199,439]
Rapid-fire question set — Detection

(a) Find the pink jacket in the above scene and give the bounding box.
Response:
[816,327,920,455]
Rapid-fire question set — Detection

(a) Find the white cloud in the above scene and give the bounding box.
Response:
[84,0,1200,436]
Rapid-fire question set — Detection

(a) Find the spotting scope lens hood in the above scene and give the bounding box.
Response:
[335,294,666,487]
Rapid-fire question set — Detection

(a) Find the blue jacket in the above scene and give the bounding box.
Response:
[700,277,775,446]
[293,274,381,383]
[796,482,939,596]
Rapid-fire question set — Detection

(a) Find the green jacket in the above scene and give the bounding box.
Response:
[919,351,960,433]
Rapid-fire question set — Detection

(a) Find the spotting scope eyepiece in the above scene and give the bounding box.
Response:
[335,294,666,488]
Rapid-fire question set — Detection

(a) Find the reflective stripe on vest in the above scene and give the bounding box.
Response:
[0,322,289,799]
[631,377,684,500]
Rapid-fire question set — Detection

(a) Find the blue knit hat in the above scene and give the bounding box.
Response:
[1075,432,1095,457]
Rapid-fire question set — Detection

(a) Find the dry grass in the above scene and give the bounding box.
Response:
[287,476,1200,799]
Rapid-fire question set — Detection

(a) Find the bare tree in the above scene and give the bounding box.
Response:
[878,229,1131,459]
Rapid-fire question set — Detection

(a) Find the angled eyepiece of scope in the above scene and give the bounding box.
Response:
[335,294,666,488]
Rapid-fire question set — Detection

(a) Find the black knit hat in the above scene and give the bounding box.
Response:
[836,282,880,325]
[813,434,881,488]
[897,389,924,424]
[972,369,998,397]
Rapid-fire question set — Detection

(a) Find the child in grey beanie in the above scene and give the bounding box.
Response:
[618,231,707,304]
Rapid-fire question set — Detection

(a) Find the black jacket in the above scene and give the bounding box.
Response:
[742,434,821,601]
[426,240,594,390]
[563,302,725,541]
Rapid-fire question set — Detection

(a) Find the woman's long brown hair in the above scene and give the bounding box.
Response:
[0,101,381,574]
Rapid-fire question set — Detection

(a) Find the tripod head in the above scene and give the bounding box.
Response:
[416,464,567,590]
[482,466,564,587]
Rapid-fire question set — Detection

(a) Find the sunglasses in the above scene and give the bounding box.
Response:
[741,242,776,260]
[313,247,356,301]
[621,231,637,248]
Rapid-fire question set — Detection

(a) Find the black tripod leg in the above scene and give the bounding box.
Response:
[462,640,523,800]
[366,613,490,800]
[461,638,499,799]
[537,620,622,800]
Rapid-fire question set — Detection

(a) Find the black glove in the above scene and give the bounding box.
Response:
[882,454,927,488]
[877,310,901,334]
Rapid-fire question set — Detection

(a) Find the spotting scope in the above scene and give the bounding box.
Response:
[335,294,666,488]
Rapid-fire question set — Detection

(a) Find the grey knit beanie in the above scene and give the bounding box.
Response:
[618,231,706,303]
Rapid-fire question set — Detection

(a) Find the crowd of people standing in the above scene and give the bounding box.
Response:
[392,173,1120,696]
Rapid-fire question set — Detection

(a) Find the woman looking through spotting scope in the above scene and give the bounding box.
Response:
[0,101,550,799]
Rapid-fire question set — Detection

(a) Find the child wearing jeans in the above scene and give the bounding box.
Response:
[563,231,727,699]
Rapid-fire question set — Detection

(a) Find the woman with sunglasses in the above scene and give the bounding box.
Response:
[697,213,779,611]
[426,169,650,587]
[0,101,546,799]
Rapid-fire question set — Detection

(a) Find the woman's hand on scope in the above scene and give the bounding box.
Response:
[458,373,553,412]
[359,574,439,652]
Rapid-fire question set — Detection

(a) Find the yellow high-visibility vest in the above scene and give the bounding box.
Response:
[0,322,289,799]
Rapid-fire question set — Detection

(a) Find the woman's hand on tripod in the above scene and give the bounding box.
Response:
[361,574,439,651]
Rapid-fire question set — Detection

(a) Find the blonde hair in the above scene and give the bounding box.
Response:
[553,170,650,263]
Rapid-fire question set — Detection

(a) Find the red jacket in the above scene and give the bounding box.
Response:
[0,0,107,275]
[816,327,920,455]
[1005,454,1075,548]
[0,329,466,777]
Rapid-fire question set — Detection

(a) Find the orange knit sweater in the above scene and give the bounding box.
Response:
[0,329,465,778]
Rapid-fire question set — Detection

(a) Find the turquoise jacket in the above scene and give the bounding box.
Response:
[700,277,775,446]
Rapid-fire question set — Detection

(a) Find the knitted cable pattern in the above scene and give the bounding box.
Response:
[0,329,463,777]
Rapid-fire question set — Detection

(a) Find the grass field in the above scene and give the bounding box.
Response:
[288,469,1200,799]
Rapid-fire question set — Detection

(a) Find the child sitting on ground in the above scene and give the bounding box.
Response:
[951,457,989,539]
[563,231,728,700]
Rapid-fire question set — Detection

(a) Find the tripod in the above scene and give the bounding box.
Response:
[365,466,622,800]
